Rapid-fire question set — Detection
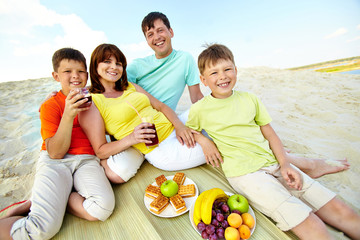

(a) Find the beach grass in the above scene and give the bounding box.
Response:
[287,56,360,73]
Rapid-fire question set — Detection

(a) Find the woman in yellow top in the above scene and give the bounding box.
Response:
[79,44,214,184]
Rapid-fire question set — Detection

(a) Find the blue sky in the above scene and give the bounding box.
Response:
[0,0,359,83]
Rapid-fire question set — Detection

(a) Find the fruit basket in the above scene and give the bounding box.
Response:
[189,190,256,239]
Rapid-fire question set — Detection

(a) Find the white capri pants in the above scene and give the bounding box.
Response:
[11,151,115,240]
[107,109,206,175]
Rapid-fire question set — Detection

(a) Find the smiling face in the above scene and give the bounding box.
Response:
[97,55,123,84]
[144,19,174,59]
[52,59,88,96]
[200,59,237,99]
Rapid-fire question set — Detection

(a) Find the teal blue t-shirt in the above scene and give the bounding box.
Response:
[127,50,200,111]
[186,91,277,177]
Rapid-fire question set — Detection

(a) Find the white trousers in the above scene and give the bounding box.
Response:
[11,151,115,240]
[107,109,206,176]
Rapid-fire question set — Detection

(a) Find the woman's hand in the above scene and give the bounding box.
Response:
[196,135,223,168]
[130,122,157,145]
[175,125,198,148]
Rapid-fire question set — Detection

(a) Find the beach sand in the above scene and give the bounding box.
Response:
[1,67,359,217]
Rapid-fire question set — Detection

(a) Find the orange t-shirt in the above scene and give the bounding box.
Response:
[40,91,95,155]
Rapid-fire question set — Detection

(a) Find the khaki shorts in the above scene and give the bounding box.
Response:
[227,164,336,231]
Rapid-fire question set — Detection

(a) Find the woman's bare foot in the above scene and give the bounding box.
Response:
[287,153,350,178]
[4,200,31,218]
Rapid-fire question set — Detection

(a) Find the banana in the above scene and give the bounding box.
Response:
[193,189,213,226]
[200,188,228,225]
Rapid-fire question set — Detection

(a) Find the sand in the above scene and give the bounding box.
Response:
[1,68,360,215]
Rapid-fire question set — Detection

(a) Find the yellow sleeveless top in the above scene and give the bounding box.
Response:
[92,83,174,154]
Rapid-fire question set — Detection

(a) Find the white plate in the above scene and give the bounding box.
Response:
[144,175,199,218]
[189,191,256,236]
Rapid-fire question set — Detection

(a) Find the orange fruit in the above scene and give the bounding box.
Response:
[239,224,251,239]
[227,213,243,228]
[224,227,240,240]
[241,212,255,228]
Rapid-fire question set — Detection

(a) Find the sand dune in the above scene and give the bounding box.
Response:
[1,68,359,215]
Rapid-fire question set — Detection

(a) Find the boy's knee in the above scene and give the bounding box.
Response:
[11,215,62,240]
[84,194,115,221]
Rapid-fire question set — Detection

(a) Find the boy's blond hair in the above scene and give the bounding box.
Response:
[198,44,235,75]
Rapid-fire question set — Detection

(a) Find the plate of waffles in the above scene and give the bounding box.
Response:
[144,173,199,218]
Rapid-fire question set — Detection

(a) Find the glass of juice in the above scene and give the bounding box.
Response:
[76,88,92,108]
[141,116,159,148]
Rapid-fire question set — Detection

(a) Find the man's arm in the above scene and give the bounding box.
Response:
[188,84,204,104]
[133,83,196,148]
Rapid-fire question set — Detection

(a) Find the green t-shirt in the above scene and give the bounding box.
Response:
[127,50,200,111]
[186,91,277,177]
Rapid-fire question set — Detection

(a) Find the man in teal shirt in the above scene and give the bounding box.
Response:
[127,12,203,111]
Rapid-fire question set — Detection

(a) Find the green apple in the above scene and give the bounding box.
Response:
[227,194,249,213]
[160,180,179,197]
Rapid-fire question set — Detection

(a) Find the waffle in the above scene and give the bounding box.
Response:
[172,172,186,185]
[178,184,196,198]
[169,194,187,214]
[150,195,169,214]
[145,184,161,199]
[155,174,167,186]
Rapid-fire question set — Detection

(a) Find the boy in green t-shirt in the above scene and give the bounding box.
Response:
[186,44,360,239]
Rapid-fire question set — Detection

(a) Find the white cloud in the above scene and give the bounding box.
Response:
[357,24,360,30]
[324,28,348,39]
[119,41,153,63]
[346,36,360,43]
[0,0,108,82]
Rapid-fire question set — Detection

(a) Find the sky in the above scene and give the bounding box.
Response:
[0,0,359,83]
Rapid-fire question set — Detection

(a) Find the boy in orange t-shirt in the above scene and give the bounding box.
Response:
[0,48,115,240]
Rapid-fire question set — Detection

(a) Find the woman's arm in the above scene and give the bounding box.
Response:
[78,102,150,159]
[260,123,302,190]
[133,83,197,148]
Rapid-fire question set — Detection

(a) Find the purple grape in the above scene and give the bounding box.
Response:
[221,219,229,228]
[209,233,218,240]
[206,224,216,235]
[212,210,216,217]
[216,213,224,222]
[232,209,241,215]
[216,227,225,239]
[197,222,206,232]
[218,201,224,208]
[201,230,209,239]
[215,209,221,214]
[221,204,230,213]
[211,219,219,227]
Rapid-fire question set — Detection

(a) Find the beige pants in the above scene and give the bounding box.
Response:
[11,151,115,240]
[227,164,336,231]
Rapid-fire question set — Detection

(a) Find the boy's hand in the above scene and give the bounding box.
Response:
[64,89,91,119]
[197,136,223,167]
[280,164,303,190]
[175,125,198,148]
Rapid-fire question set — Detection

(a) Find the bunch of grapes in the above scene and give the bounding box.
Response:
[197,199,240,240]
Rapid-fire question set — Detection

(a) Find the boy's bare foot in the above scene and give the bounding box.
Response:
[4,200,31,218]
[304,158,350,178]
